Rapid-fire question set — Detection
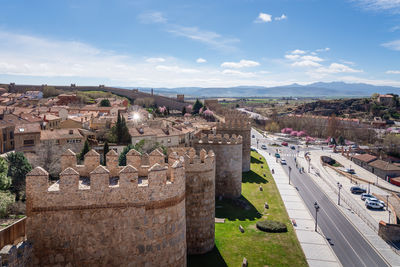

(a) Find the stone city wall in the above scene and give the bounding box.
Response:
[170,148,216,254]
[26,153,186,266]
[216,116,251,172]
[193,134,242,198]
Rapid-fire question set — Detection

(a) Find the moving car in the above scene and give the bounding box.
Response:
[275,153,281,158]
[261,144,267,150]
[350,186,366,194]
[281,142,288,146]
[290,146,296,150]
[365,197,386,206]
[344,169,355,174]
[365,200,384,209]
[361,193,374,201]
[281,159,287,165]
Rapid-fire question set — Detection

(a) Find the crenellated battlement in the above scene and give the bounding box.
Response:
[193,133,242,145]
[217,119,251,131]
[26,156,185,213]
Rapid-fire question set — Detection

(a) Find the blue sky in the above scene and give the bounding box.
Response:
[0,0,400,87]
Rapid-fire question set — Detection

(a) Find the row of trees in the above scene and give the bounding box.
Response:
[266,114,377,145]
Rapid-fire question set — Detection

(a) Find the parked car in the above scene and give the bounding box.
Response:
[361,193,374,201]
[275,153,281,158]
[281,159,287,165]
[365,197,386,206]
[261,144,267,150]
[365,200,384,210]
[290,146,296,150]
[329,144,334,148]
[350,186,366,194]
[281,142,288,146]
[344,169,355,174]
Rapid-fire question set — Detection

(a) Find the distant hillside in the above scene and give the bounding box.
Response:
[124,82,400,98]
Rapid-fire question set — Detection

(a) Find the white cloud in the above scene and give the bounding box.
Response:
[254,13,272,23]
[291,49,306,55]
[292,60,322,67]
[301,55,324,62]
[316,47,330,52]
[222,69,256,77]
[382,39,400,50]
[196,58,207,63]
[221,59,260,68]
[285,54,300,60]
[167,25,239,52]
[354,0,400,13]
[137,11,167,24]
[386,70,400,74]
[316,63,362,73]
[155,65,199,73]
[390,25,400,32]
[275,14,287,21]
[145,57,165,63]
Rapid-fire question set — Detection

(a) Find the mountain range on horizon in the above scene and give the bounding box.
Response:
[125,81,400,98]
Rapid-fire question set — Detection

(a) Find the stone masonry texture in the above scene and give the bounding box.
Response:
[193,134,242,198]
[26,150,187,266]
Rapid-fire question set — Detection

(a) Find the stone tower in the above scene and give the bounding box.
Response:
[170,148,216,255]
[26,150,186,266]
[216,112,251,172]
[193,133,242,198]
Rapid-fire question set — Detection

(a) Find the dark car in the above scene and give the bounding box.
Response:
[281,142,288,146]
[290,146,296,150]
[350,186,366,194]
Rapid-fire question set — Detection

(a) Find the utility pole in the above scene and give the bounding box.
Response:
[337,182,342,205]
[288,166,292,185]
[386,195,389,211]
[314,202,320,232]
[368,182,370,194]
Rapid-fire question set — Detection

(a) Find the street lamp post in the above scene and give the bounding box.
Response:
[376,174,379,185]
[386,195,389,211]
[257,139,259,149]
[337,182,342,205]
[368,182,370,194]
[288,166,292,185]
[314,202,320,232]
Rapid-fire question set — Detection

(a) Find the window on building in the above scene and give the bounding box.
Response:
[23,140,34,146]
[9,131,13,140]
[56,140,60,145]
[3,133,6,142]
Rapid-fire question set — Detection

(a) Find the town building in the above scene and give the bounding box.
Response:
[377,94,394,106]
[366,159,400,179]
[351,154,378,169]
[14,123,41,153]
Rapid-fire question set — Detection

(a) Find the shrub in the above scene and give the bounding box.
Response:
[256,220,287,233]
[0,191,15,218]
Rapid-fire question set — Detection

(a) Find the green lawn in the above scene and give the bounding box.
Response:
[188,151,307,267]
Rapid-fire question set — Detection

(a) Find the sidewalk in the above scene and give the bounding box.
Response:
[296,154,400,266]
[257,148,341,267]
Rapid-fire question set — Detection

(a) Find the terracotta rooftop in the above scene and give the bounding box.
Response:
[40,128,83,140]
[353,154,377,163]
[368,160,400,171]
[15,123,41,134]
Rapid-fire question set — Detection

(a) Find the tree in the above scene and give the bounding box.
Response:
[338,136,345,146]
[78,140,90,161]
[103,141,109,166]
[265,122,280,133]
[192,99,203,114]
[6,152,32,201]
[0,158,10,190]
[119,144,135,166]
[327,114,339,138]
[100,99,111,107]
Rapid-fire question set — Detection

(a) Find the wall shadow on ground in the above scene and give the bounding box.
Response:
[242,170,268,184]
[187,245,228,267]
[251,156,263,164]
[215,195,262,221]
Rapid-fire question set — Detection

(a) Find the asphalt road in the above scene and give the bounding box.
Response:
[252,130,389,267]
